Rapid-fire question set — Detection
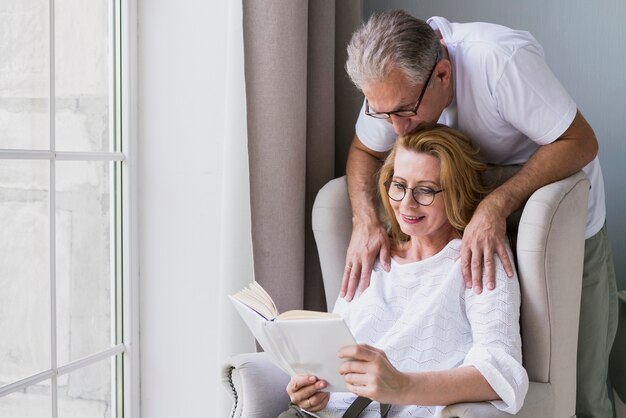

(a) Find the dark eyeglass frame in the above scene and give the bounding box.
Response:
[365,50,441,120]
[385,180,444,206]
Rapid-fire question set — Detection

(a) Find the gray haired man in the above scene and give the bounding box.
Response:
[342,10,617,418]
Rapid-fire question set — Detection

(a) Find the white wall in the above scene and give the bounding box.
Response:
[137,1,229,417]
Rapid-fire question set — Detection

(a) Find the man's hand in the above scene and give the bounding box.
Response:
[338,344,410,405]
[341,223,391,301]
[343,134,389,301]
[461,200,514,294]
[460,110,598,293]
[285,375,329,412]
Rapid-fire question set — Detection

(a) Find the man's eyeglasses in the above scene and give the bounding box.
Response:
[365,50,440,120]
[385,180,444,206]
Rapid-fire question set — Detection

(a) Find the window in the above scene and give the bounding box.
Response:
[0,1,132,417]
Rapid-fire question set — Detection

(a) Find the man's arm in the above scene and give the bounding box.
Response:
[342,134,390,301]
[463,110,598,292]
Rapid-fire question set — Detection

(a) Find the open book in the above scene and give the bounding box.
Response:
[229,281,356,392]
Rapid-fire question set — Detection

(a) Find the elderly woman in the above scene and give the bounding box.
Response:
[278,126,528,418]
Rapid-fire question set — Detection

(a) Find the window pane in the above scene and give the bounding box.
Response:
[0,160,51,383]
[56,161,113,363]
[0,0,49,150]
[55,0,110,152]
[0,383,51,418]
[58,357,114,418]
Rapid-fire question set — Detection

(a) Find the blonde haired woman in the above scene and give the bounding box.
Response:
[279,126,528,418]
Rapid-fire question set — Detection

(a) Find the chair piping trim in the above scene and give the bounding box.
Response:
[227,366,238,418]
[540,177,588,381]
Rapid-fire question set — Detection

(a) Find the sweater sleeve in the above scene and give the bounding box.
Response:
[460,246,529,414]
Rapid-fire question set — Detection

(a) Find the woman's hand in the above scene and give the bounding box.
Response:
[286,375,329,412]
[338,344,410,405]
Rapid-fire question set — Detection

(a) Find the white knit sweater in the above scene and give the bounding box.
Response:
[314,239,528,418]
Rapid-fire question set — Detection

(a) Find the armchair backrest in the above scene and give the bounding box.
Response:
[515,171,588,417]
[312,170,590,418]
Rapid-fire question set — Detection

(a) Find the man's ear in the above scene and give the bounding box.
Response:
[435,59,453,88]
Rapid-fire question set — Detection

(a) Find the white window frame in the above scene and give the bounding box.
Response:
[120,0,140,416]
[0,0,139,417]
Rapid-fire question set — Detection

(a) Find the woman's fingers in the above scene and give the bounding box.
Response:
[287,375,315,395]
[287,375,328,409]
[306,390,330,412]
[338,343,384,362]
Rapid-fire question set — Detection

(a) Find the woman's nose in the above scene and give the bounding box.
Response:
[400,190,418,207]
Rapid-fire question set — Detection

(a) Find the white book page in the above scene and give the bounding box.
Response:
[266,318,356,392]
[229,295,294,375]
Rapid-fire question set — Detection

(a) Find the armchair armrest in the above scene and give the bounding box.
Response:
[439,402,510,418]
[222,352,291,418]
[439,382,553,418]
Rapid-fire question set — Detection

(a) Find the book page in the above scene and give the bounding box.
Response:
[228,295,294,375]
[230,282,356,392]
[277,310,340,321]
[248,282,277,314]
[231,282,278,320]
[265,318,356,392]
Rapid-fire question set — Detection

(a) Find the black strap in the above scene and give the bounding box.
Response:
[342,396,392,418]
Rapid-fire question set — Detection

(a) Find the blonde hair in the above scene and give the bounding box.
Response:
[378,126,488,245]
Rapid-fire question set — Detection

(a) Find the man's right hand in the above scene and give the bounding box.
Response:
[343,133,390,301]
[340,222,391,301]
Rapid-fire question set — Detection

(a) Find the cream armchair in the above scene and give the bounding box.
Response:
[222,169,590,418]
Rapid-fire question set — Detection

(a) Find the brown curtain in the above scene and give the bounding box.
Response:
[243,0,362,313]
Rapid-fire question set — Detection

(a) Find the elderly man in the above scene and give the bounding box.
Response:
[341,10,617,418]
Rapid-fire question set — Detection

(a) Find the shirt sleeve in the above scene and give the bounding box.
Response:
[494,45,577,145]
[354,99,398,152]
[461,245,529,414]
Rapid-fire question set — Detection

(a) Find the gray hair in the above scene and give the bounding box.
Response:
[345,10,440,90]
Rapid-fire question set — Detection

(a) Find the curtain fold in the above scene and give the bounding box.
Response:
[304,2,336,310]
[244,0,310,312]
[334,1,366,177]
[243,0,362,314]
